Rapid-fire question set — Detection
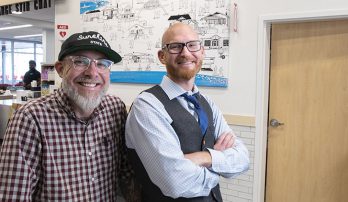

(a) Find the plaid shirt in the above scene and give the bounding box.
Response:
[0,89,136,201]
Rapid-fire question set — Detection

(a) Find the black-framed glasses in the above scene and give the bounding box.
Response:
[66,56,114,71]
[163,40,202,54]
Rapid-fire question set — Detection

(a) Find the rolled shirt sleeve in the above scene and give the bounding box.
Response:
[204,95,250,178]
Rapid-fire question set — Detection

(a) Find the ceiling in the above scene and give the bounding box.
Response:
[0,2,55,42]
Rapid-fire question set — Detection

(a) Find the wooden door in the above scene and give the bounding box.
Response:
[266,20,348,202]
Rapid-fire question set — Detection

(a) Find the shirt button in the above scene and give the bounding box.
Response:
[91,177,95,182]
[88,152,92,156]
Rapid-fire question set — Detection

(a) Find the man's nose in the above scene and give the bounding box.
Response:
[84,61,99,77]
[179,45,191,55]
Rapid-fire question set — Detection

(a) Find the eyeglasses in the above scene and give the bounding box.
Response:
[66,56,114,71]
[163,40,202,54]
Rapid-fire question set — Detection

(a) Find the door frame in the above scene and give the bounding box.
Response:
[254,9,348,202]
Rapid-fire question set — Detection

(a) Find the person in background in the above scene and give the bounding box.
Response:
[0,31,139,201]
[126,22,250,202]
[23,60,41,89]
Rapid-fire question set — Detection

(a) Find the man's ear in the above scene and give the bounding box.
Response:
[201,46,205,57]
[157,50,166,65]
[54,61,64,78]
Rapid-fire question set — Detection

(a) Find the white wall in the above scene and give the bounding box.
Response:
[55,0,348,116]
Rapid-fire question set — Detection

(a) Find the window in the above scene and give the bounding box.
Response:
[223,39,229,47]
[1,41,12,84]
[0,39,42,85]
[0,52,2,84]
[204,40,211,47]
[212,39,219,47]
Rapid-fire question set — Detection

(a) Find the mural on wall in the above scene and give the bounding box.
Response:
[80,0,231,87]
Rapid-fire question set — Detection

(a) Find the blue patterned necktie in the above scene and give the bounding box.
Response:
[181,93,208,135]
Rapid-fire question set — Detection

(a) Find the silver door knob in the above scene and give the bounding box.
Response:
[269,119,284,127]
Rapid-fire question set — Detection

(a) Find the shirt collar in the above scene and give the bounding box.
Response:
[159,75,199,100]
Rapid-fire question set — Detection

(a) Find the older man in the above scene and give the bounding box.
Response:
[0,31,138,201]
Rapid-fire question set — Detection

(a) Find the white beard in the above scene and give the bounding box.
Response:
[62,79,107,113]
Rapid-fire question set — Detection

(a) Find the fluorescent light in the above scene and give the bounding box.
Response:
[14,34,43,39]
[0,24,32,31]
[12,11,23,14]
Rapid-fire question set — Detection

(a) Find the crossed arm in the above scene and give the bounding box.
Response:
[184,131,236,167]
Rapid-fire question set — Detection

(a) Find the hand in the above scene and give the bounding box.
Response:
[121,175,142,202]
[214,131,236,151]
[184,151,212,168]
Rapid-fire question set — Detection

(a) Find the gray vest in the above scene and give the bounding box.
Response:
[128,85,222,202]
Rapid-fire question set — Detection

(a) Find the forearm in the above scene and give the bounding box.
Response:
[127,128,220,198]
[208,139,250,178]
[119,176,141,202]
[139,149,219,198]
[126,96,220,198]
[184,151,212,168]
[208,97,250,177]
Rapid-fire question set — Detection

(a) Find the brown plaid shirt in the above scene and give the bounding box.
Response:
[0,89,136,201]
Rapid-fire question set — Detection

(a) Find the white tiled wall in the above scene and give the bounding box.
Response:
[220,125,255,202]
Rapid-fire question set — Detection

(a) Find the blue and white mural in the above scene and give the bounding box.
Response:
[80,0,231,87]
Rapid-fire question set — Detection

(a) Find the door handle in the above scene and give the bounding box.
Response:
[269,119,284,127]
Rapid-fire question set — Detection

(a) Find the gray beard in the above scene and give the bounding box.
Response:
[61,79,107,113]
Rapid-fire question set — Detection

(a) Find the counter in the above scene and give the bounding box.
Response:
[0,94,13,100]
[0,99,25,140]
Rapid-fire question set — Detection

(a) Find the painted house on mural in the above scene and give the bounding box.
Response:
[120,5,136,20]
[139,0,167,17]
[101,6,120,20]
[82,10,102,22]
[143,0,160,9]
[123,52,155,66]
[81,3,136,22]
[168,14,193,25]
[202,57,215,71]
[201,12,229,27]
[128,23,153,40]
[202,34,229,51]
[168,14,208,34]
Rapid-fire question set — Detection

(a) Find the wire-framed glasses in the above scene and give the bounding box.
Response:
[163,40,202,54]
[66,56,114,71]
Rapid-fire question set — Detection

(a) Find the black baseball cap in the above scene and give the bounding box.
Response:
[58,31,122,63]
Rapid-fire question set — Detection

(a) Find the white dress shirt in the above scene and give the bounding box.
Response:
[126,76,249,198]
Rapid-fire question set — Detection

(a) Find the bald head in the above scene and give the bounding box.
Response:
[158,22,204,85]
[161,23,199,47]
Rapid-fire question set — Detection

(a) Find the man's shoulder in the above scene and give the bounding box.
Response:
[35,69,41,74]
[15,94,57,115]
[136,86,159,99]
[132,88,165,111]
[104,94,123,101]
[140,85,165,96]
[102,94,125,108]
